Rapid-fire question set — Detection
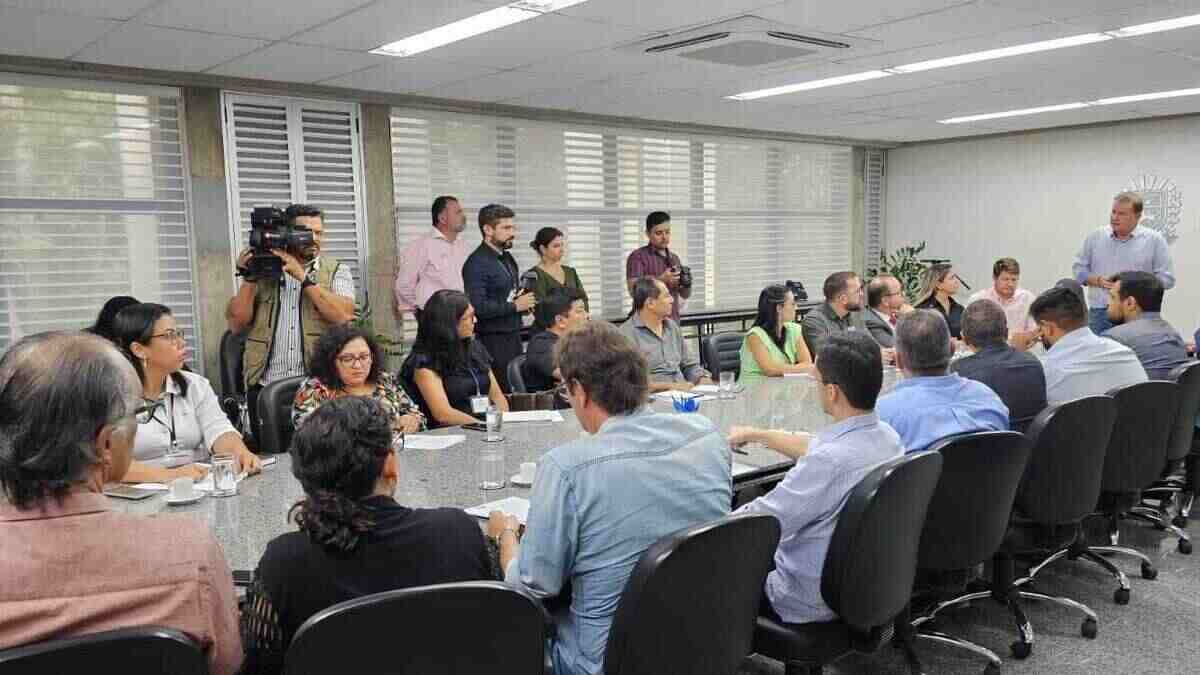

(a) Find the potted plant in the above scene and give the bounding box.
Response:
[868,242,928,303]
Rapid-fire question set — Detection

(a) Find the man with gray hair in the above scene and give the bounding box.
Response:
[876,310,1009,453]
[951,300,1047,432]
[0,332,242,674]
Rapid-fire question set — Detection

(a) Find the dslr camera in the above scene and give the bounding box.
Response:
[785,279,808,302]
[674,265,693,290]
[240,206,315,281]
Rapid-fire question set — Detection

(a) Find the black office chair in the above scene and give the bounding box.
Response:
[990,396,1114,658]
[257,375,306,455]
[219,330,248,432]
[753,451,943,675]
[0,626,207,674]
[604,513,781,675]
[909,431,1032,673]
[1139,360,1200,536]
[286,582,545,675]
[508,354,529,394]
[701,332,744,381]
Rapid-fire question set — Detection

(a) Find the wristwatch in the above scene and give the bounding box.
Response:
[300,271,318,290]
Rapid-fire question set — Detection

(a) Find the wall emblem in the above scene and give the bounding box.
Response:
[1126,174,1183,244]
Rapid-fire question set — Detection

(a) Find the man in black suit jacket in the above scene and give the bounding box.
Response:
[950,298,1047,433]
[863,275,906,348]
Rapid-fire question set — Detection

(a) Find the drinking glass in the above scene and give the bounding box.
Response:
[478,444,506,490]
[484,404,504,443]
[719,371,736,399]
[211,457,238,497]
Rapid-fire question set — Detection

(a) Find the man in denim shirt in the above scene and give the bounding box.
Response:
[501,322,731,675]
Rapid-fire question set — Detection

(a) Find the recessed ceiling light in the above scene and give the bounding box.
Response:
[726,70,892,101]
[1093,87,1200,105]
[939,102,1089,124]
[888,33,1111,74]
[371,0,591,57]
[1106,12,1200,38]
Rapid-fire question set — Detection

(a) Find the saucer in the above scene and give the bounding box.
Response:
[510,474,533,487]
[165,493,204,506]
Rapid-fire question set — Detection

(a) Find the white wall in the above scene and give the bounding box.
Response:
[886,115,1200,338]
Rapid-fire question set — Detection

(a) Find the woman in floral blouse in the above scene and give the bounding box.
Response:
[293,324,424,433]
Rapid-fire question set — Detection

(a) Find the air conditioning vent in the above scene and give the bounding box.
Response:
[766,32,851,49]
[645,32,731,53]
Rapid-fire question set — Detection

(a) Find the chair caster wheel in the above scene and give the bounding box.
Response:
[984,663,1001,675]
[1010,641,1031,659]
[1141,563,1158,579]
[1179,539,1192,555]
[1172,514,1188,529]
[1081,618,1098,639]
[1114,588,1130,605]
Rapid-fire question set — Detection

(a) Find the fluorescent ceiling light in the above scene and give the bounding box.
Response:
[1106,13,1200,37]
[372,0,590,57]
[1094,87,1200,105]
[940,102,1089,124]
[726,70,891,101]
[888,33,1111,74]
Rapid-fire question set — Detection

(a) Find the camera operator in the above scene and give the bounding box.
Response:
[625,211,691,321]
[225,204,355,437]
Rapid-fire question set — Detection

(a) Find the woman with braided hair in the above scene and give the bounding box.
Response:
[240,396,508,673]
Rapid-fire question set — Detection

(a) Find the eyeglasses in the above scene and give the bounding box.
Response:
[150,329,186,343]
[336,353,373,367]
[133,400,161,424]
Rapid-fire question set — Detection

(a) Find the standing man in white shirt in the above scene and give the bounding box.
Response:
[969,258,1039,351]
[394,196,470,323]
[1073,191,1175,335]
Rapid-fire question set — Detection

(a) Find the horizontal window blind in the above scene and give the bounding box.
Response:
[864,148,886,273]
[391,108,852,335]
[222,93,367,297]
[0,78,202,365]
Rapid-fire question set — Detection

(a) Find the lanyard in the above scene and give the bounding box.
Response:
[149,394,177,447]
[468,367,482,396]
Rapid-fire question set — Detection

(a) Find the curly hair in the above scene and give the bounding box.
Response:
[288,396,393,555]
[308,324,384,390]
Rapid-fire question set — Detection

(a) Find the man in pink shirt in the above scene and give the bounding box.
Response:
[394,195,470,321]
[0,332,242,675]
[968,257,1039,351]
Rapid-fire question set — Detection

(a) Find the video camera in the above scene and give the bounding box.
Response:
[240,206,315,281]
[785,279,808,302]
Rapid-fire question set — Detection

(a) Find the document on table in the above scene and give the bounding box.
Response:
[403,434,466,451]
[503,410,565,423]
[132,471,247,494]
[465,497,531,525]
[783,372,814,379]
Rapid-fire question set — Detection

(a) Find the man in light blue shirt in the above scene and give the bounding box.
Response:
[1031,286,1148,405]
[500,322,731,675]
[728,332,903,623]
[1102,271,1189,380]
[1073,191,1175,335]
[876,310,1008,453]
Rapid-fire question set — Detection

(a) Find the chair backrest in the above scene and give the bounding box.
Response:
[219,330,245,398]
[1166,361,1200,462]
[821,451,942,632]
[0,626,206,675]
[1102,380,1178,492]
[508,354,528,394]
[1017,396,1116,524]
[604,513,781,675]
[286,581,544,675]
[257,375,306,455]
[918,431,1032,570]
[702,332,744,380]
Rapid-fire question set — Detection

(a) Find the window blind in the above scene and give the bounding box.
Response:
[864,148,886,273]
[391,108,853,334]
[222,93,368,297]
[0,77,202,365]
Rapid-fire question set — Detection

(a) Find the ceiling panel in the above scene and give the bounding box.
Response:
[980,0,1156,21]
[319,56,502,94]
[209,43,387,83]
[71,22,269,71]
[0,7,118,59]
[426,68,615,102]
[756,0,975,35]
[424,13,649,70]
[0,0,156,20]
[974,106,1153,131]
[293,0,509,51]
[832,117,1008,142]
[846,2,1051,50]
[136,0,375,41]
[556,0,783,32]
[1058,0,1200,32]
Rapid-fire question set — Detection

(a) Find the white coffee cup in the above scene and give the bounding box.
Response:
[169,476,195,500]
[519,462,537,484]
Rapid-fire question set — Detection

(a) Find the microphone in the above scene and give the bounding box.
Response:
[520,270,539,295]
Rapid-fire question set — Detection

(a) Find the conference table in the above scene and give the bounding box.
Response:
[111,371,900,572]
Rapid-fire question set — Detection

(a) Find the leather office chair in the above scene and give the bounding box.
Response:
[508,354,529,394]
[219,330,248,433]
[604,513,781,675]
[753,451,943,675]
[910,431,1032,673]
[0,626,206,675]
[1140,360,1200,535]
[701,332,744,381]
[286,582,545,675]
[256,375,306,455]
[990,396,1115,658]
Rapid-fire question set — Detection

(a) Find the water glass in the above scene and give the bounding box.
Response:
[392,430,406,453]
[484,404,504,443]
[478,444,506,491]
[719,371,736,399]
[211,457,238,497]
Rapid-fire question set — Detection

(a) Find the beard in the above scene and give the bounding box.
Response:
[496,237,514,250]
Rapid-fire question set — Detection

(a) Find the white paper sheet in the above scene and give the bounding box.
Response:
[465,496,531,525]
[403,434,467,451]
[502,410,565,423]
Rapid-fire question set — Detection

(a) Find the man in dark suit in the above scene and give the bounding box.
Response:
[863,275,904,348]
[951,298,1047,433]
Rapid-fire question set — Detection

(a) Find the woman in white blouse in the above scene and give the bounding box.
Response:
[112,303,261,483]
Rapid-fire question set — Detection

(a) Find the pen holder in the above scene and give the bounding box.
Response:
[672,396,701,413]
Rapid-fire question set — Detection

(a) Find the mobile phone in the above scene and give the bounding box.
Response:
[261,456,278,467]
[103,485,157,501]
[462,422,488,432]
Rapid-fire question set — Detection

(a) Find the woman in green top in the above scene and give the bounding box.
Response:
[526,227,589,313]
[739,284,815,383]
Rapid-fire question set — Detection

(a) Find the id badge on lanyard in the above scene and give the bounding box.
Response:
[469,368,488,414]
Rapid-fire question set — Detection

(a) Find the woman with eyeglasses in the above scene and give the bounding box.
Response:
[914,263,965,340]
[112,303,262,484]
[292,324,424,432]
